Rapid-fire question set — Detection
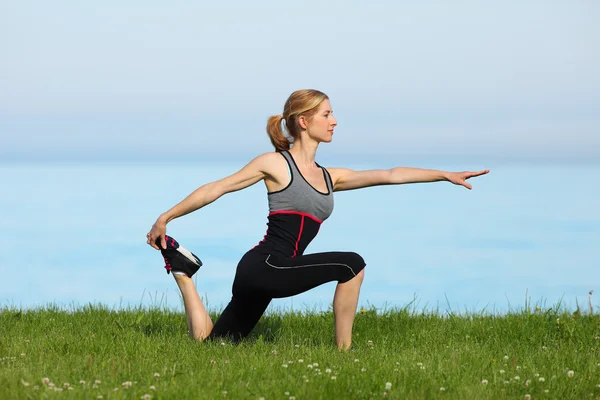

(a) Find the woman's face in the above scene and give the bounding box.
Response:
[305,99,337,143]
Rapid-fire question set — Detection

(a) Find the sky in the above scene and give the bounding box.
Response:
[2,162,599,314]
[1,1,599,163]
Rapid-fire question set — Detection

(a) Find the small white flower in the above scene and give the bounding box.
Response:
[361,368,366,372]
[534,373,539,377]
[63,383,70,388]
[525,379,531,387]
[481,379,488,385]
[55,388,63,392]
[354,359,359,363]
[97,396,103,399]
[80,380,86,385]
[141,395,152,400]
[514,376,520,381]
[20,353,26,358]
[331,376,336,380]
[48,382,55,389]
[504,380,510,384]
[503,355,509,360]
[284,392,290,396]
[68,387,74,391]
[153,372,160,378]
[114,388,119,392]
[307,365,313,369]
[222,390,228,396]
[282,364,288,368]
[150,385,156,390]
[567,370,574,377]
[440,387,446,391]
[271,350,277,355]
[298,359,304,363]
[313,363,318,367]
[499,369,505,374]
[524,394,531,400]
[539,377,545,382]
[325,369,331,374]
[542,346,547,350]
[385,382,392,390]
[21,379,30,387]
[294,344,299,348]
[42,378,50,385]
[416,362,423,367]
[544,389,549,393]
[220,342,225,346]
[95,380,101,385]
[289,397,296,400]
[516,365,521,370]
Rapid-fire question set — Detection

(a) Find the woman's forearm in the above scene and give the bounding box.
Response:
[159,181,223,224]
[389,167,449,185]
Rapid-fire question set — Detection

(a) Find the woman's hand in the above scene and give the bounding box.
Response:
[146,216,167,250]
[446,169,490,190]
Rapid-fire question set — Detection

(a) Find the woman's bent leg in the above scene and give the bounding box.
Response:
[333,269,365,350]
[209,295,272,342]
[252,251,367,349]
[173,274,213,340]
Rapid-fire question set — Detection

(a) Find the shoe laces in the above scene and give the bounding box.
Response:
[162,255,172,272]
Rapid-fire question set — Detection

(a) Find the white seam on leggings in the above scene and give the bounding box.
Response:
[264,254,356,277]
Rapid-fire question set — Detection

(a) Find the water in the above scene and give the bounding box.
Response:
[1,161,599,314]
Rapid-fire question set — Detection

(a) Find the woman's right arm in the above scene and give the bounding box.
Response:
[147,152,277,250]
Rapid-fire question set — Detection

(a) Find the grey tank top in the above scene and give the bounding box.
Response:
[267,150,334,222]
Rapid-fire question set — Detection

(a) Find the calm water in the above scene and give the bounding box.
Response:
[1,161,599,314]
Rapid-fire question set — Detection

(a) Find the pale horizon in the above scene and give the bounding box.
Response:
[1,1,599,163]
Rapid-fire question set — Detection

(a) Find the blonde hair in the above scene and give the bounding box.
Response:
[266,89,329,152]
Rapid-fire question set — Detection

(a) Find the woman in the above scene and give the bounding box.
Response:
[146,89,489,350]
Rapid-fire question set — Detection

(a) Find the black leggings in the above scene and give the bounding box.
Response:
[208,249,366,341]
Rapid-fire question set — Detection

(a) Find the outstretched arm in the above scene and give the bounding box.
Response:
[327,167,490,192]
[147,153,277,249]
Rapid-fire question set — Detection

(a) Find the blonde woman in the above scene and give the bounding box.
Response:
[146,89,489,350]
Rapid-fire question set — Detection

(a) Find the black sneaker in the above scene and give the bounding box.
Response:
[156,235,202,277]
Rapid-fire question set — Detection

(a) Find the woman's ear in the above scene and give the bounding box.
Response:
[297,115,307,130]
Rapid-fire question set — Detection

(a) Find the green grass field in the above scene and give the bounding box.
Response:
[1,298,599,400]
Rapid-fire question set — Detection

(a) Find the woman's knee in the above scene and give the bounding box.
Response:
[353,268,365,284]
[347,251,366,275]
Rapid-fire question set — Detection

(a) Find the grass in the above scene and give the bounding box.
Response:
[1,298,600,400]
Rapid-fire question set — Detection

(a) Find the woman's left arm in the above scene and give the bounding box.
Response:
[327,167,490,192]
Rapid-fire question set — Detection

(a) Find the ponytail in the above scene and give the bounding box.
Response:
[266,114,290,152]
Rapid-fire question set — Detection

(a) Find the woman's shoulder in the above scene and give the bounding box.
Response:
[246,151,288,175]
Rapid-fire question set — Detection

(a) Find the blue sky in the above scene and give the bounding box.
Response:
[1,1,599,163]
[2,162,599,313]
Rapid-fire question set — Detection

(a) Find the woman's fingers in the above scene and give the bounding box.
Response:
[158,235,166,250]
[466,169,490,179]
[147,231,161,250]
